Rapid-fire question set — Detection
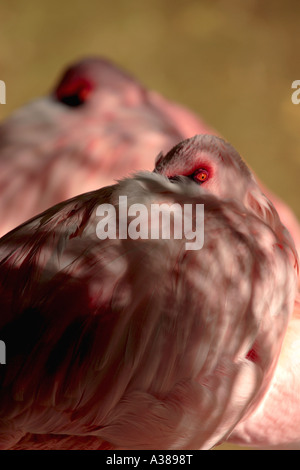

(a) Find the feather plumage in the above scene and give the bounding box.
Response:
[0,136,297,449]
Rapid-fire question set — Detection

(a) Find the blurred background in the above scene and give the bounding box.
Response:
[0,0,299,450]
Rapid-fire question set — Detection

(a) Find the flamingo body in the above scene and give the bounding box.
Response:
[0,135,297,449]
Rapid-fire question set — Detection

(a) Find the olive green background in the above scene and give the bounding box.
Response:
[1,0,299,450]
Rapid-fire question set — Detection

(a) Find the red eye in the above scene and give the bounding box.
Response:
[193,169,209,184]
[55,76,93,107]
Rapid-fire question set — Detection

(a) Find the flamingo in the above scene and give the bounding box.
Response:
[0,57,214,238]
[0,135,297,450]
[1,56,299,264]
[2,57,299,449]
[156,136,300,449]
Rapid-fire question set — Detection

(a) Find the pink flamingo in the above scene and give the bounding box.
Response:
[0,135,297,449]
[2,58,299,449]
[1,57,299,265]
[156,136,300,449]
[0,57,214,237]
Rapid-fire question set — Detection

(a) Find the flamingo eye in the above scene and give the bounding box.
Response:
[55,77,93,107]
[193,169,209,184]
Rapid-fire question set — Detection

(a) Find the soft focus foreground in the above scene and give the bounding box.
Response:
[1,0,300,450]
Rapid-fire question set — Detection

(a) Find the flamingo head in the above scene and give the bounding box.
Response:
[155,134,299,273]
[53,57,148,111]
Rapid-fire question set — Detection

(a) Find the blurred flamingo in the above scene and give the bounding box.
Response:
[0,135,297,450]
[0,57,214,237]
[0,57,299,263]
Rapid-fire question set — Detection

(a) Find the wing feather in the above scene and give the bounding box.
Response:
[0,173,297,449]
